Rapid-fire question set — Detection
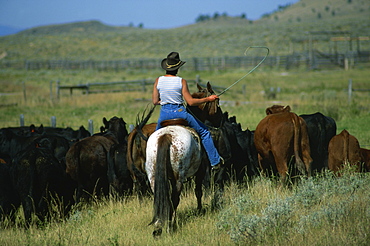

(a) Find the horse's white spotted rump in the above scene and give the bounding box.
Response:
[145,125,201,192]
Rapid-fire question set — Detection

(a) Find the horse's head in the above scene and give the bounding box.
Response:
[190,82,223,127]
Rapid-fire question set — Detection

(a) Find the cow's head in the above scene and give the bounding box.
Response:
[265,105,291,115]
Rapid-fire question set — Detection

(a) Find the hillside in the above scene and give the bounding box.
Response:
[0,0,369,61]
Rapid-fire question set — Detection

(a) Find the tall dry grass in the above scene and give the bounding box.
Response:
[0,169,369,245]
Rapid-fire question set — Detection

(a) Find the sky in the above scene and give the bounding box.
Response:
[0,0,300,30]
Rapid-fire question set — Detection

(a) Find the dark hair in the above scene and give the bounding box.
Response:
[166,69,178,76]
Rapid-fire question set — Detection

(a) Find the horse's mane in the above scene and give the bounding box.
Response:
[191,91,206,98]
[135,104,156,141]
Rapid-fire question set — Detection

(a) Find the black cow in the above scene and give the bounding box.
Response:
[0,128,39,163]
[227,114,259,179]
[0,161,20,220]
[299,112,337,172]
[38,125,91,143]
[217,113,259,182]
[107,143,133,196]
[11,138,76,225]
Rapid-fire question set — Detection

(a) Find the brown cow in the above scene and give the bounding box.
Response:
[328,129,362,174]
[360,148,370,172]
[254,105,312,182]
[66,116,128,201]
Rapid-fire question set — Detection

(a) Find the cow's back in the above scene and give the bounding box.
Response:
[328,129,362,173]
[360,148,370,172]
[300,112,336,171]
[254,112,296,176]
[65,135,116,198]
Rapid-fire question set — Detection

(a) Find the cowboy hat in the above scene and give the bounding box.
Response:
[161,52,186,71]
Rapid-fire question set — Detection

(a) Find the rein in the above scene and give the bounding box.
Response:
[217,46,269,96]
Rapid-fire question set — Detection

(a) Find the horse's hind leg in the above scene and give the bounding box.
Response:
[152,219,163,237]
[168,180,182,233]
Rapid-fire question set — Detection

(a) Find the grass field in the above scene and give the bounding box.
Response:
[1,67,369,146]
[0,66,369,245]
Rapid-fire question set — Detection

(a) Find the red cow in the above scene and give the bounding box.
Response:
[254,105,312,182]
[328,129,362,174]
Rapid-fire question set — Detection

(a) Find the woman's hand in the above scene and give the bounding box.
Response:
[207,94,219,102]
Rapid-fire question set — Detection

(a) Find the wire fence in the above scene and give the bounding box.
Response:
[1,51,369,71]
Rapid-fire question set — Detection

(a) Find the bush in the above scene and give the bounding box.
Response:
[217,169,370,245]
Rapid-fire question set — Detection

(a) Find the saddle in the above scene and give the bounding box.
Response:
[160,118,189,127]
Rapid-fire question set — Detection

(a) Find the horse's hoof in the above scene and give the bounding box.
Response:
[153,228,162,238]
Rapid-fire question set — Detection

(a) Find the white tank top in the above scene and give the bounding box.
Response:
[157,76,184,105]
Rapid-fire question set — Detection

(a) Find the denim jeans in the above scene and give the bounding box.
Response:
[156,104,221,166]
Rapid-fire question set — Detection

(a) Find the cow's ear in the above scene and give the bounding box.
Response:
[38,124,44,133]
[30,124,36,133]
[284,105,291,112]
[103,117,108,125]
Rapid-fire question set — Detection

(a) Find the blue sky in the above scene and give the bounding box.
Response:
[0,0,299,29]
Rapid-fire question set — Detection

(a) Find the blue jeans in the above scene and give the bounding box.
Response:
[156,104,221,166]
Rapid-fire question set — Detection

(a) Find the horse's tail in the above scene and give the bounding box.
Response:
[150,133,173,229]
[342,129,350,163]
[126,128,137,176]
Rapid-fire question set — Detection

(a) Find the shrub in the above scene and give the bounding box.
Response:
[217,169,370,245]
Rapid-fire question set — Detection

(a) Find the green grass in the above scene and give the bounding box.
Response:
[1,67,369,146]
[0,66,369,244]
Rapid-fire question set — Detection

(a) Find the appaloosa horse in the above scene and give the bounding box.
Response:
[127,82,224,198]
[145,82,226,236]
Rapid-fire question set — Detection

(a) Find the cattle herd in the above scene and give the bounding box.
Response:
[0,105,369,227]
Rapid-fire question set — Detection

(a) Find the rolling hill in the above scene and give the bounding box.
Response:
[0,0,369,61]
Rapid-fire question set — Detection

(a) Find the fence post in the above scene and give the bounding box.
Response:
[276,56,280,69]
[20,114,25,127]
[344,57,349,70]
[196,75,200,84]
[88,119,94,135]
[129,124,135,132]
[142,79,146,92]
[348,78,352,104]
[51,116,56,127]
[50,80,53,101]
[56,80,60,99]
[22,81,27,102]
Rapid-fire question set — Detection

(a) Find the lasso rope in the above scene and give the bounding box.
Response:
[217,46,270,96]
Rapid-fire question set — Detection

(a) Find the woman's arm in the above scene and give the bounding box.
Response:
[181,79,218,106]
[152,78,161,105]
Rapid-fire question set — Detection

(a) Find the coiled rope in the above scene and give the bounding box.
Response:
[217,46,270,96]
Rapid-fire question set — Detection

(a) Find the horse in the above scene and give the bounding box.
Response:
[145,82,225,236]
[127,82,224,199]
